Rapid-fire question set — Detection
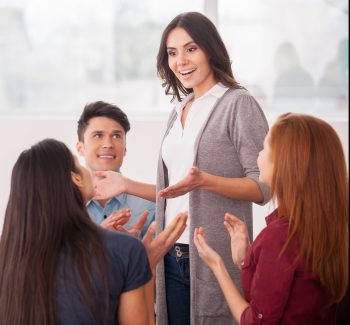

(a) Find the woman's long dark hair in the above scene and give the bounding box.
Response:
[157,11,243,102]
[0,139,109,325]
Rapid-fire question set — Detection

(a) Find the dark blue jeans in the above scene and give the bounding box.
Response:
[164,243,190,325]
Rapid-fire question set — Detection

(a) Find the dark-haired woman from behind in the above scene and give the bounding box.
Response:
[0,138,187,325]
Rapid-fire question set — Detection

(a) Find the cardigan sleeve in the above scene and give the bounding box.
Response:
[230,93,270,205]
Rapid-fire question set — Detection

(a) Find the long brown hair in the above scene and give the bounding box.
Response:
[269,113,348,303]
[0,139,109,324]
[157,11,243,102]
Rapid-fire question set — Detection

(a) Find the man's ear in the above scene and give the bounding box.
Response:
[124,146,127,157]
[76,141,84,156]
[71,171,83,189]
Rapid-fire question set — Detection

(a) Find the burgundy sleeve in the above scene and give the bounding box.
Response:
[240,229,296,324]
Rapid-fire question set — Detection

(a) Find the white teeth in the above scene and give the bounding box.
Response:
[180,69,195,75]
[99,155,114,159]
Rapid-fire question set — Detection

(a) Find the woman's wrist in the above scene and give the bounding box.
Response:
[198,170,209,189]
[211,256,226,274]
[122,176,131,194]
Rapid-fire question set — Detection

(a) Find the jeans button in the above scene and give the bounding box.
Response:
[175,246,183,257]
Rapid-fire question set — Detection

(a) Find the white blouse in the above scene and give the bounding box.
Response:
[161,83,228,243]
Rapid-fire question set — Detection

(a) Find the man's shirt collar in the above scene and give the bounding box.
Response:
[87,193,127,209]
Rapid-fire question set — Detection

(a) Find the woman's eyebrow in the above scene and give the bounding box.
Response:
[167,41,196,50]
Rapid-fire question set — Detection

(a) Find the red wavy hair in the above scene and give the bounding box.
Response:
[269,113,348,303]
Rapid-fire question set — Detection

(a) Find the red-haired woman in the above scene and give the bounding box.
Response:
[194,113,348,324]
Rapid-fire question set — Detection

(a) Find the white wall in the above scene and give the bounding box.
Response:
[0,116,348,238]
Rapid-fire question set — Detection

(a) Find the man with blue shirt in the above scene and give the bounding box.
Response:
[76,101,155,237]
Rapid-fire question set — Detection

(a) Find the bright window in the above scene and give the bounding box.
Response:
[218,0,348,119]
[0,0,348,119]
[0,0,203,117]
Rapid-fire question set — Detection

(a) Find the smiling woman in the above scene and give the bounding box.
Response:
[166,28,216,99]
[154,11,270,325]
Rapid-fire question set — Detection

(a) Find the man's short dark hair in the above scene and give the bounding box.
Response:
[77,101,130,141]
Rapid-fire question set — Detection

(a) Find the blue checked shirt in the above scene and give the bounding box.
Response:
[87,193,155,237]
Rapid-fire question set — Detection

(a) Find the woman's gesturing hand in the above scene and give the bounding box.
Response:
[142,212,188,272]
[224,213,250,269]
[159,167,204,199]
[93,170,127,200]
[194,227,223,270]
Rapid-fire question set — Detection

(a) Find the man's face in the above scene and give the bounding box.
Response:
[77,117,126,172]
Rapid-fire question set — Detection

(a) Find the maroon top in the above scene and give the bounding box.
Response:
[240,209,337,324]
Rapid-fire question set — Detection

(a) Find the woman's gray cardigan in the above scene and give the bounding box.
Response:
[155,88,270,325]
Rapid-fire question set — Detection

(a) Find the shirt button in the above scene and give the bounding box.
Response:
[258,313,263,319]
